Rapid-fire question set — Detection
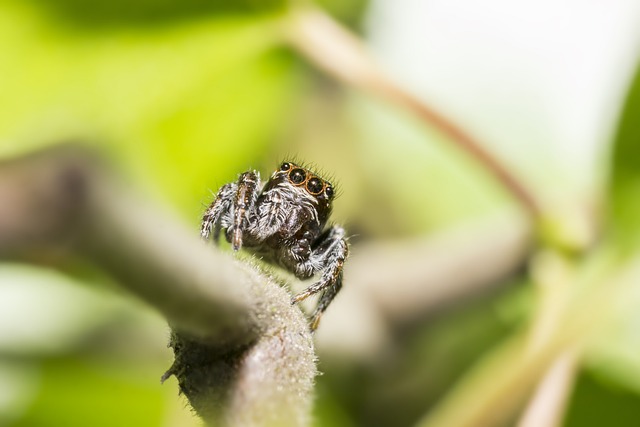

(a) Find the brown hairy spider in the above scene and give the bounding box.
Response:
[201,161,348,331]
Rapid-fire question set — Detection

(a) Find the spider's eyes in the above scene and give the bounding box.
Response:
[325,185,334,198]
[289,168,306,185]
[307,177,323,195]
[280,162,291,171]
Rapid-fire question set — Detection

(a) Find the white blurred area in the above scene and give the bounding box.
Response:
[0,265,166,355]
[366,0,640,205]
[316,0,640,358]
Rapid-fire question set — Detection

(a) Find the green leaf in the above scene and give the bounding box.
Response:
[564,369,640,427]
[25,0,286,26]
[0,1,300,219]
[11,358,171,427]
[347,96,509,235]
[608,61,640,252]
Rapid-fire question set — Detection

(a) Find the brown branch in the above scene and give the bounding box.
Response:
[284,6,544,219]
[0,144,316,426]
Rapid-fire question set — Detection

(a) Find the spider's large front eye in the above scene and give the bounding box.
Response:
[280,162,291,171]
[289,168,306,185]
[307,177,323,195]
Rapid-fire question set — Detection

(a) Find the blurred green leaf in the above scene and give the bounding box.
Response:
[0,0,300,218]
[314,286,518,427]
[582,254,640,399]
[608,61,640,252]
[313,0,369,29]
[25,0,285,27]
[347,96,509,236]
[564,369,640,427]
[590,62,640,396]
[12,358,168,427]
[0,361,38,425]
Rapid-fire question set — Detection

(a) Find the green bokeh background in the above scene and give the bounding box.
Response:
[2,0,640,426]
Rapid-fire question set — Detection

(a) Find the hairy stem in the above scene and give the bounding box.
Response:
[0,144,317,426]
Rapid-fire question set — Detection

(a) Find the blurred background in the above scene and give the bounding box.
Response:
[2,0,640,426]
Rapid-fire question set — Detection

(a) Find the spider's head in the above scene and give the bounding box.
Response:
[271,161,335,208]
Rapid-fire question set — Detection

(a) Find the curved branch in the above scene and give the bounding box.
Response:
[284,6,544,219]
[0,144,316,426]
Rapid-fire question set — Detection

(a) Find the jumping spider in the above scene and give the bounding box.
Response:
[201,161,348,331]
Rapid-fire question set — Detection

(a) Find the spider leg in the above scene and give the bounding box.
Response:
[309,272,343,331]
[231,171,261,251]
[292,225,348,331]
[201,183,236,243]
[201,170,261,250]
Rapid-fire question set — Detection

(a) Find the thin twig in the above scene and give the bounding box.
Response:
[284,6,543,219]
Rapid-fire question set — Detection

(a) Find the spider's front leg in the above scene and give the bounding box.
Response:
[201,171,261,251]
[201,183,235,243]
[292,226,348,331]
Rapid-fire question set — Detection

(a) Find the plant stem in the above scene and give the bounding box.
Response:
[516,351,578,427]
[0,145,317,427]
[285,6,544,220]
[414,253,640,427]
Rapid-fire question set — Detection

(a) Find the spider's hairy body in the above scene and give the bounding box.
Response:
[201,162,348,331]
